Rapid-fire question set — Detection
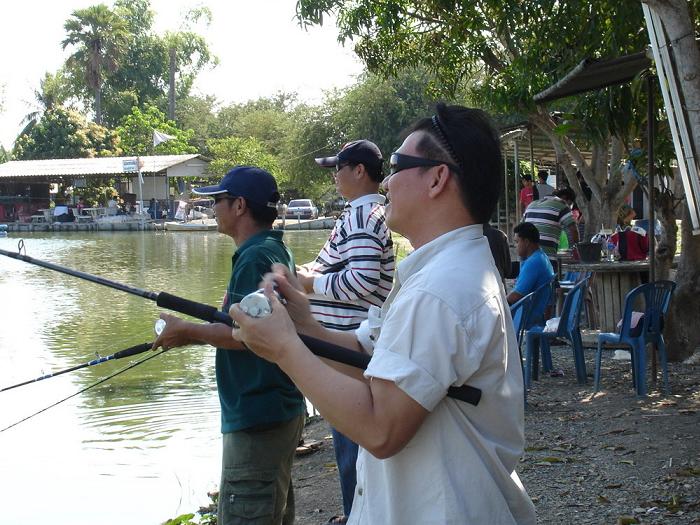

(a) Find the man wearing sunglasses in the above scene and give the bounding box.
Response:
[295,139,395,525]
[153,166,306,525]
[231,105,535,524]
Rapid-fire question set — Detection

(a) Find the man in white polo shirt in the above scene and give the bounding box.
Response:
[231,104,536,524]
[296,140,395,524]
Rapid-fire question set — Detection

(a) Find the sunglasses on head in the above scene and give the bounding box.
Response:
[388,153,461,176]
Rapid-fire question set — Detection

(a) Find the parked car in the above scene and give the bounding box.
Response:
[285,199,318,219]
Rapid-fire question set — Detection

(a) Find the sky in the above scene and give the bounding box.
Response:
[0,0,365,150]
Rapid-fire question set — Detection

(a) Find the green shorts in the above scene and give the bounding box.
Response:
[218,414,305,525]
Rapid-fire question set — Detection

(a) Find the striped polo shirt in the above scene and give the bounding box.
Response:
[307,193,395,331]
[522,196,576,256]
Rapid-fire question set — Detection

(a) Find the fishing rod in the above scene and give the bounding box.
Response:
[0,343,152,393]
[1,345,166,433]
[0,246,481,406]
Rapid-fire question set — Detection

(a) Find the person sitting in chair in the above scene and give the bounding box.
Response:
[507,222,554,323]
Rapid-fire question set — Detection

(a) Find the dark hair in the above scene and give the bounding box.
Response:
[537,170,549,181]
[365,164,384,183]
[554,187,576,202]
[347,161,384,184]
[514,222,540,244]
[407,103,502,223]
[244,198,278,227]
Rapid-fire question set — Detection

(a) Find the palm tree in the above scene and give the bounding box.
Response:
[19,71,71,137]
[62,4,128,125]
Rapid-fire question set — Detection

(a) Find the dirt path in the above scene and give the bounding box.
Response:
[292,348,700,525]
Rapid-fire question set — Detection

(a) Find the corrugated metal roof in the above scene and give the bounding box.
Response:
[533,51,651,103]
[0,154,207,178]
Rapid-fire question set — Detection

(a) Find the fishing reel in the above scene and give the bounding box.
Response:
[238,288,283,318]
[154,318,167,336]
[153,288,277,336]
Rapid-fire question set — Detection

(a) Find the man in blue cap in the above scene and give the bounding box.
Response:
[153,166,305,525]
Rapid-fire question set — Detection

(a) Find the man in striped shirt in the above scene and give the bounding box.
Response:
[297,139,395,524]
[522,187,579,257]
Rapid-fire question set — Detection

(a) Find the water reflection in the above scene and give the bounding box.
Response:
[0,230,328,524]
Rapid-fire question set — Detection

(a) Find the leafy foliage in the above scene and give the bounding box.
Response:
[13,107,121,160]
[116,105,196,156]
[62,4,130,124]
[207,136,284,184]
[62,0,217,127]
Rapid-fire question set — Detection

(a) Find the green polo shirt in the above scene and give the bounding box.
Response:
[217,229,305,433]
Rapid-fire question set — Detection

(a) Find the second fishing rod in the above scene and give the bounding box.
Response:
[0,247,481,406]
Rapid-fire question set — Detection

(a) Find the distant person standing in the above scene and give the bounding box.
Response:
[297,140,395,525]
[612,204,649,261]
[522,188,579,257]
[519,174,535,212]
[535,170,554,199]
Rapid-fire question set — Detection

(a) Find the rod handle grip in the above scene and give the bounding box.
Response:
[113,343,153,360]
[155,292,481,406]
[156,292,230,325]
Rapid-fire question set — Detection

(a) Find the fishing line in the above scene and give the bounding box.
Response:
[0,345,165,433]
[1,343,153,393]
[0,245,482,406]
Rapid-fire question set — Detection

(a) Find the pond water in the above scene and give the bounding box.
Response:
[0,229,329,524]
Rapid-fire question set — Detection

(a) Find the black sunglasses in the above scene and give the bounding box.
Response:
[335,161,355,172]
[213,194,239,204]
[389,153,461,176]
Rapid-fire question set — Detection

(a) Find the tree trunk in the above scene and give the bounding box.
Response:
[644,0,700,161]
[169,46,176,120]
[643,0,700,360]
[529,110,636,237]
[654,189,678,279]
[94,85,102,125]
[665,205,700,360]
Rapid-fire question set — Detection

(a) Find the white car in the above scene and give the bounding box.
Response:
[285,199,318,219]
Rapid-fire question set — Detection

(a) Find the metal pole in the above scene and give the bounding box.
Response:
[529,126,536,183]
[514,142,521,223]
[647,75,656,283]
[503,145,509,238]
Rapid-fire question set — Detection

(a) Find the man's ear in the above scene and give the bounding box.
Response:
[427,164,452,198]
[234,197,247,216]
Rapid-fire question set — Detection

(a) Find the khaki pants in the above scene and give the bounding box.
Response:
[218,415,304,525]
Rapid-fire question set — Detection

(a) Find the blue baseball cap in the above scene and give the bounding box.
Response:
[193,166,280,208]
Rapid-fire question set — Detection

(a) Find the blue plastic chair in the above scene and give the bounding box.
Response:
[594,280,676,396]
[510,291,535,351]
[528,276,557,328]
[524,277,590,389]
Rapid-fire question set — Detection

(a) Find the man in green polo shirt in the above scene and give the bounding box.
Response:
[153,166,305,524]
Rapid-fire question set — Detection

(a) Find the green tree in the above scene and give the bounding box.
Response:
[19,70,74,137]
[116,105,196,155]
[61,0,217,127]
[296,1,649,234]
[279,69,442,200]
[13,107,121,160]
[175,94,219,153]
[296,0,700,359]
[62,4,130,125]
[207,136,284,184]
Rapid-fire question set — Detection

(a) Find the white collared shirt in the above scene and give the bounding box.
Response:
[350,224,536,525]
